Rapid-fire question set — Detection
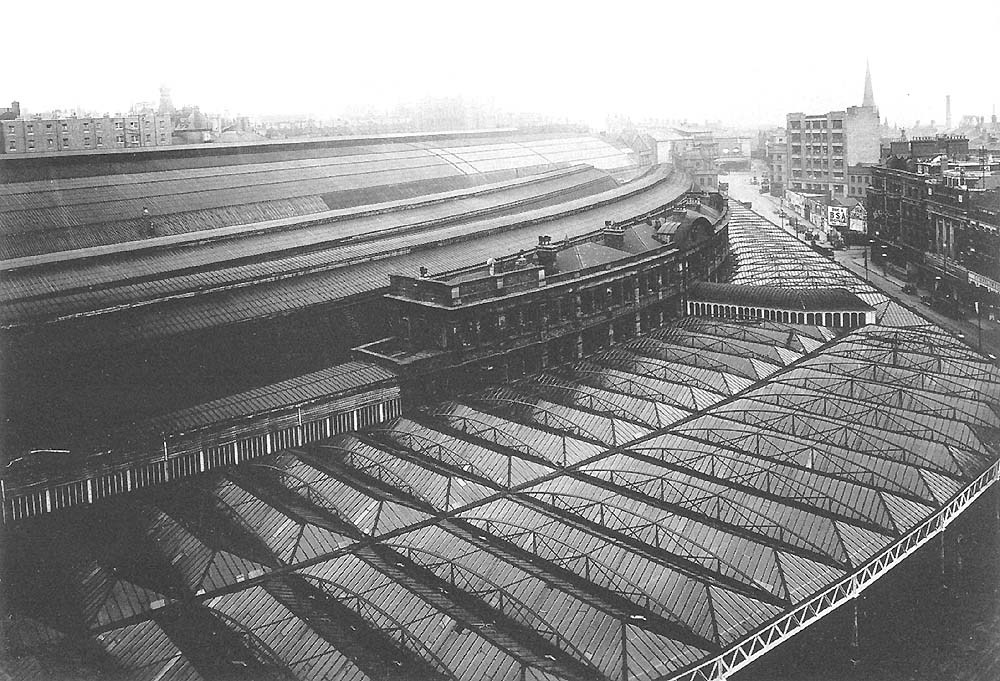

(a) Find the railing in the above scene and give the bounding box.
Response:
[2,396,402,523]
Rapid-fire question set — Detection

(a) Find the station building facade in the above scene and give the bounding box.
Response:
[357,192,730,402]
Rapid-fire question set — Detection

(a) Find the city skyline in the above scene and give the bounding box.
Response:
[4,1,998,129]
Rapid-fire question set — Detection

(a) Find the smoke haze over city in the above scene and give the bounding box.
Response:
[6,0,998,128]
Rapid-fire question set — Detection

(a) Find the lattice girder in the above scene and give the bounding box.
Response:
[440,515,718,649]
[512,487,793,606]
[621,442,899,535]
[665,427,938,506]
[573,464,850,568]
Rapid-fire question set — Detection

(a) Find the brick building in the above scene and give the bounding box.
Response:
[357,192,730,399]
[785,66,881,199]
[671,135,720,192]
[867,135,1000,315]
[1,112,172,154]
[847,163,873,202]
[764,130,787,196]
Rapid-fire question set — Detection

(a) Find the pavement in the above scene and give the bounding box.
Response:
[723,171,834,248]
[835,247,1000,357]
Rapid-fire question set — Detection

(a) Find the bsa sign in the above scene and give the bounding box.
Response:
[827,205,848,228]
[970,271,1000,295]
[849,203,867,233]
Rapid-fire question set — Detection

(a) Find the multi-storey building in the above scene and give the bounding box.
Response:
[847,163,873,202]
[672,135,720,191]
[785,66,881,199]
[1,112,172,154]
[765,130,787,196]
[867,136,1000,315]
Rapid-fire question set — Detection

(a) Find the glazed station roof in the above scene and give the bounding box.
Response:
[6,202,998,681]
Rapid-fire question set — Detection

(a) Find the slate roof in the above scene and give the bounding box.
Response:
[555,242,627,271]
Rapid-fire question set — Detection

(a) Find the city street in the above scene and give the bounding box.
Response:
[835,246,1000,357]
[726,169,1000,360]
[724,169,834,247]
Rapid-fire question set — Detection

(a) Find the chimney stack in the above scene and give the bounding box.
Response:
[946,95,952,130]
[603,220,626,249]
[536,235,558,274]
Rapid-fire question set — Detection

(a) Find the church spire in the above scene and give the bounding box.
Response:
[862,61,876,108]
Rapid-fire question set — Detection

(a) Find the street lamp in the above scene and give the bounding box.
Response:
[864,239,874,281]
[975,297,983,352]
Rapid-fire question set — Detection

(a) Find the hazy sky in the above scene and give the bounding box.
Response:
[5,0,998,129]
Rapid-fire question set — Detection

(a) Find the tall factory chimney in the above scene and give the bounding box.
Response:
[946,95,952,130]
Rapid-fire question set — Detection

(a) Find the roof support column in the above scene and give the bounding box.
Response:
[940,531,947,576]
[849,597,861,666]
[995,485,1000,529]
[621,619,630,681]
